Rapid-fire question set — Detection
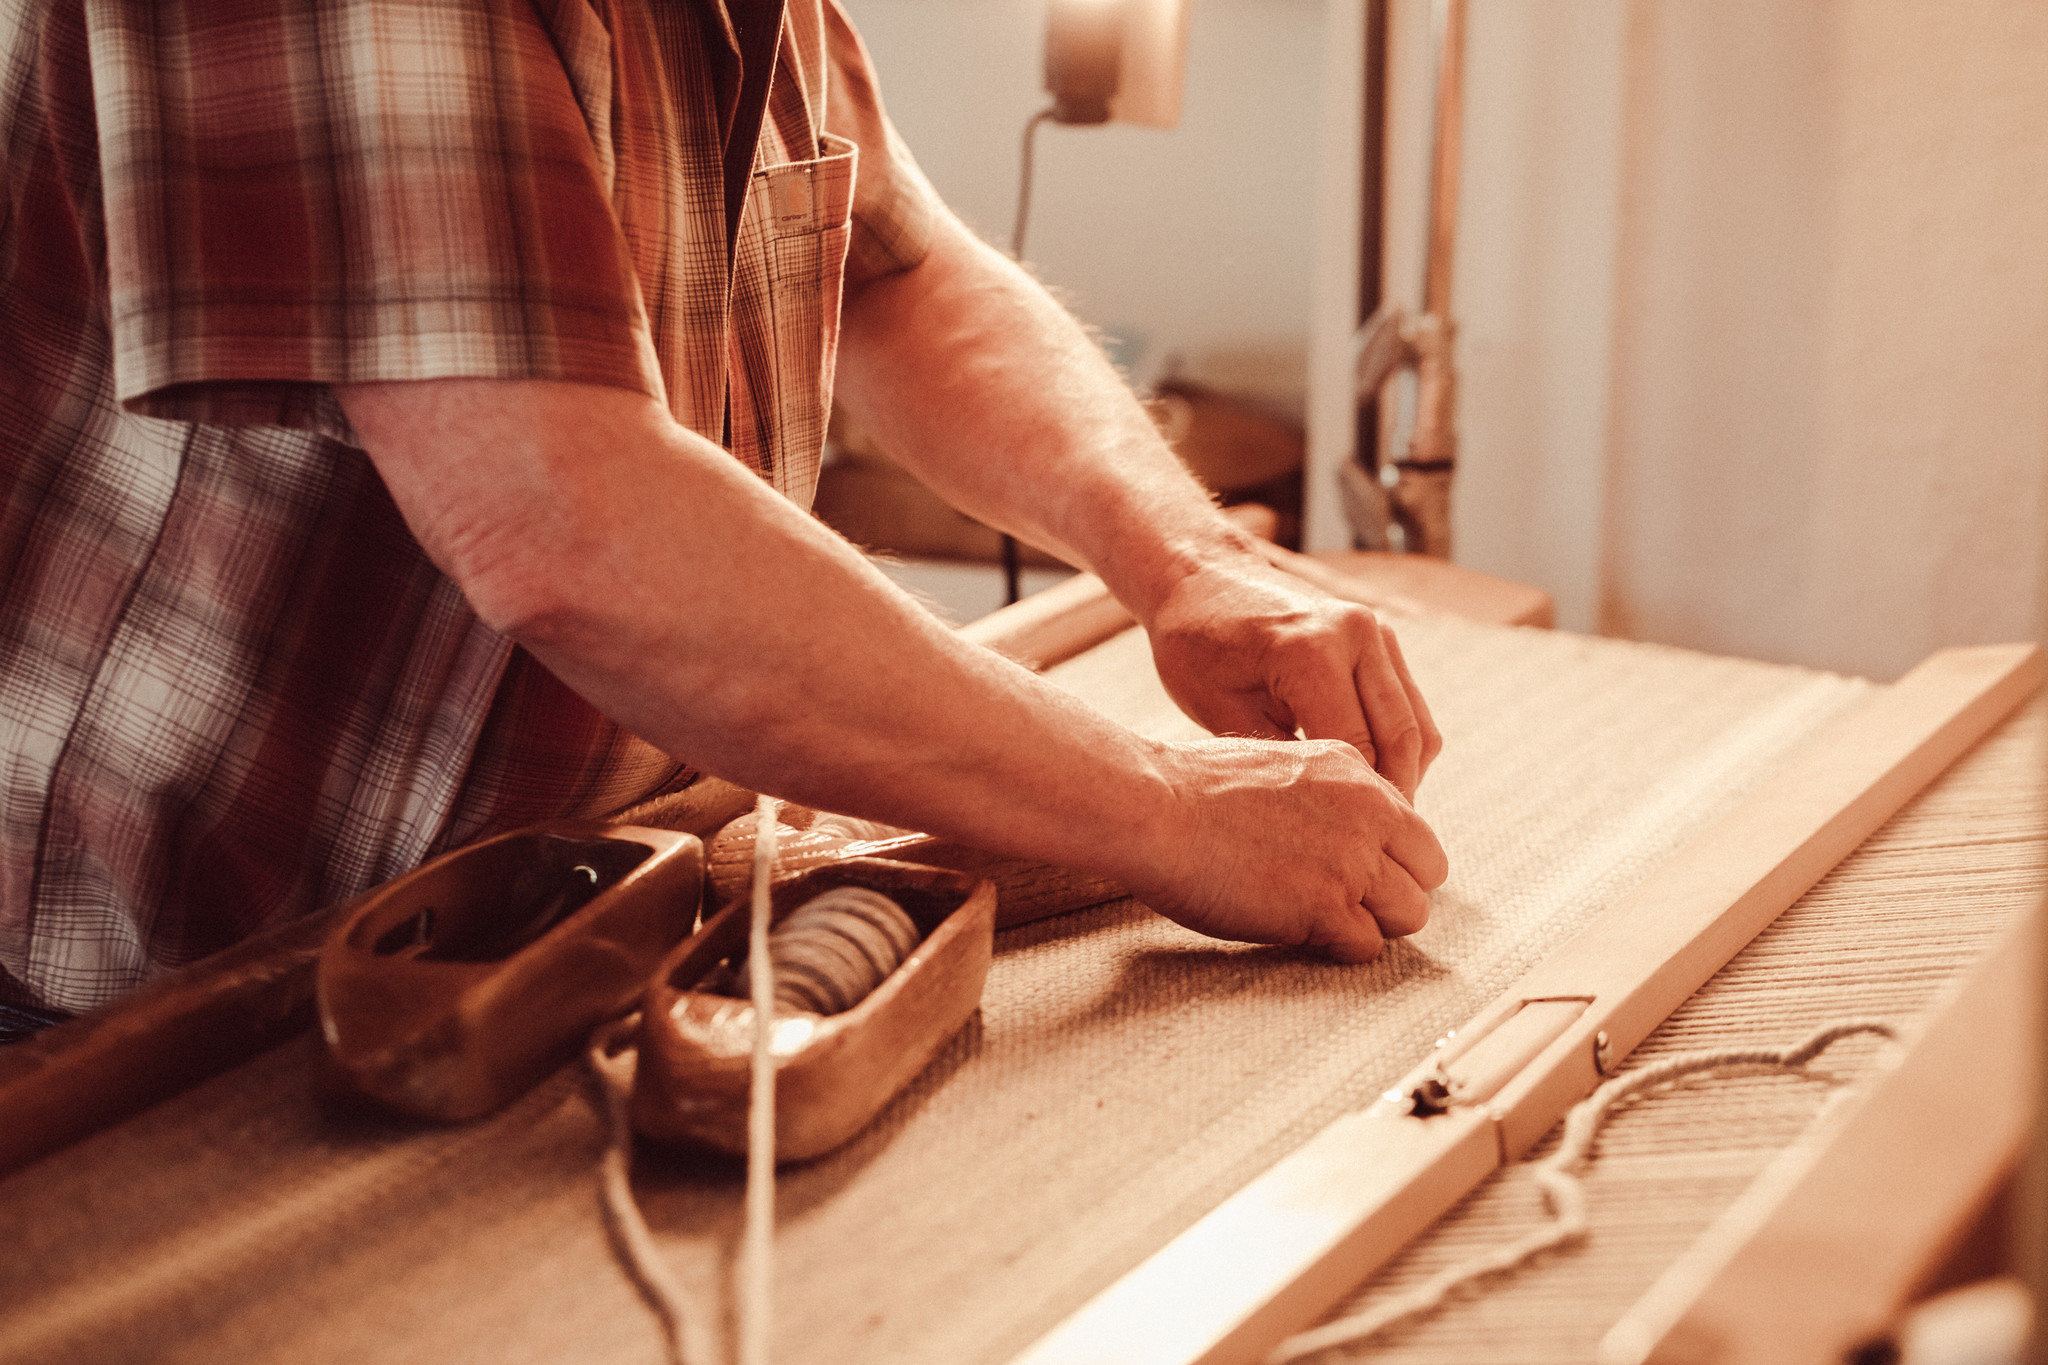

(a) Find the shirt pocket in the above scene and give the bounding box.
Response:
[732,133,857,510]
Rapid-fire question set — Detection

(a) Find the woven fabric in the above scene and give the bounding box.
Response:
[0,0,938,1011]
[0,618,1921,1364]
[1305,695,2048,1364]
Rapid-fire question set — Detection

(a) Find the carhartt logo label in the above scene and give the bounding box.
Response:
[768,168,812,226]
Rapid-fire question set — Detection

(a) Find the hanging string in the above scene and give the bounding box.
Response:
[1266,1020,1899,1363]
[739,794,782,1365]
[590,799,925,1365]
[587,1017,708,1365]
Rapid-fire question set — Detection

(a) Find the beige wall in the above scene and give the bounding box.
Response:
[1443,0,2048,677]
[843,0,1323,382]
[849,1,2048,681]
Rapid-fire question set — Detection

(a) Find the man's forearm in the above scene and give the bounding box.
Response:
[337,378,1184,881]
[337,376,1443,958]
[836,210,1443,802]
[835,211,1263,623]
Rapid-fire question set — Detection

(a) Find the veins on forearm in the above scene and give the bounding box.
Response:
[837,217,1257,618]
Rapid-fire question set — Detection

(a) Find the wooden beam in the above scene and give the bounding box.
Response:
[0,903,342,1178]
[963,543,1553,673]
[1286,548,1553,629]
[0,776,758,1179]
[1010,642,2044,1365]
[959,570,1137,672]
[1600,903,2039,1365]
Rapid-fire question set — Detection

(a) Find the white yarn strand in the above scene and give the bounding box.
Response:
[740,796,782,1365]
[586,797,856,1365]
[1267,1020,1898,1364]
[587,1020,710,1365]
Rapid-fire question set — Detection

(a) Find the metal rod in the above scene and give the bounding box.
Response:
[1000,108,1058,607]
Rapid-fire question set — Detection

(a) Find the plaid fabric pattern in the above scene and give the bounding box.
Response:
[0,0,938,1011]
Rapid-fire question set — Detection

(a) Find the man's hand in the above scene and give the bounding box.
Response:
[336,377,1447,964]
[838,211,1441,802]
[1141,552,1442,800]
[1125,736,1448,961]
[836,209,1452,951]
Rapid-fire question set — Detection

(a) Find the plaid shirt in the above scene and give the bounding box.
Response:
[0,0,938,1012]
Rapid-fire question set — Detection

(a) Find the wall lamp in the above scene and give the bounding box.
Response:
[998,0,1191,604]
[1043,0,1188,128]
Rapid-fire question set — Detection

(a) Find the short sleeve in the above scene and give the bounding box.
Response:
[94,0,662,437]
[821,0,941,287]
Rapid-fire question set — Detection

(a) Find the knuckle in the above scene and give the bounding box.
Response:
[1419,716,1444,755]
[1358,866,1429,935]
[1345,614,1389,659]
[1378,717,1423,760]
[1277,632,1346,678]
[1332,599,1378,630]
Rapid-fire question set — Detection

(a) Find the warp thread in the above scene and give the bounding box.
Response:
[1266,1020,1899,1364]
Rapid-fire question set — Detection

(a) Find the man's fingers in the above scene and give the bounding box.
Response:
[1381,626,1443,780]
[1349,623,1426,798]
[1280,667,1378,774]
[1303,784,1441,961]
[1307,856,1429,961]
[1383,802,1450,892]
[1273,614,1425,798]
[1306,899,1386,963]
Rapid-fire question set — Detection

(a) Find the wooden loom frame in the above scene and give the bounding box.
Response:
[1604,901,2038,1364]
[1011,640,2045,1365]
[1,552,2034,1362]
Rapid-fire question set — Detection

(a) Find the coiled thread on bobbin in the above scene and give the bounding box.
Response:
[710,884,922,1016]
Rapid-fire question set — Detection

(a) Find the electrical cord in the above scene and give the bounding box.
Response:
[997,107,1059,607]
[1011,108,1057,263]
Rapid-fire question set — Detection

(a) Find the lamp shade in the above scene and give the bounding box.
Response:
[1045,0,1189,129]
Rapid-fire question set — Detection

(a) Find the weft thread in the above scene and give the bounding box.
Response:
[1267,1020,1898,1363]
[711,885,921,1016]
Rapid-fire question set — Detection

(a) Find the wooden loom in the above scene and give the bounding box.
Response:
[0,550,2038,1365]
[979,562,2043,1363]
[1018,640,2042,1365]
